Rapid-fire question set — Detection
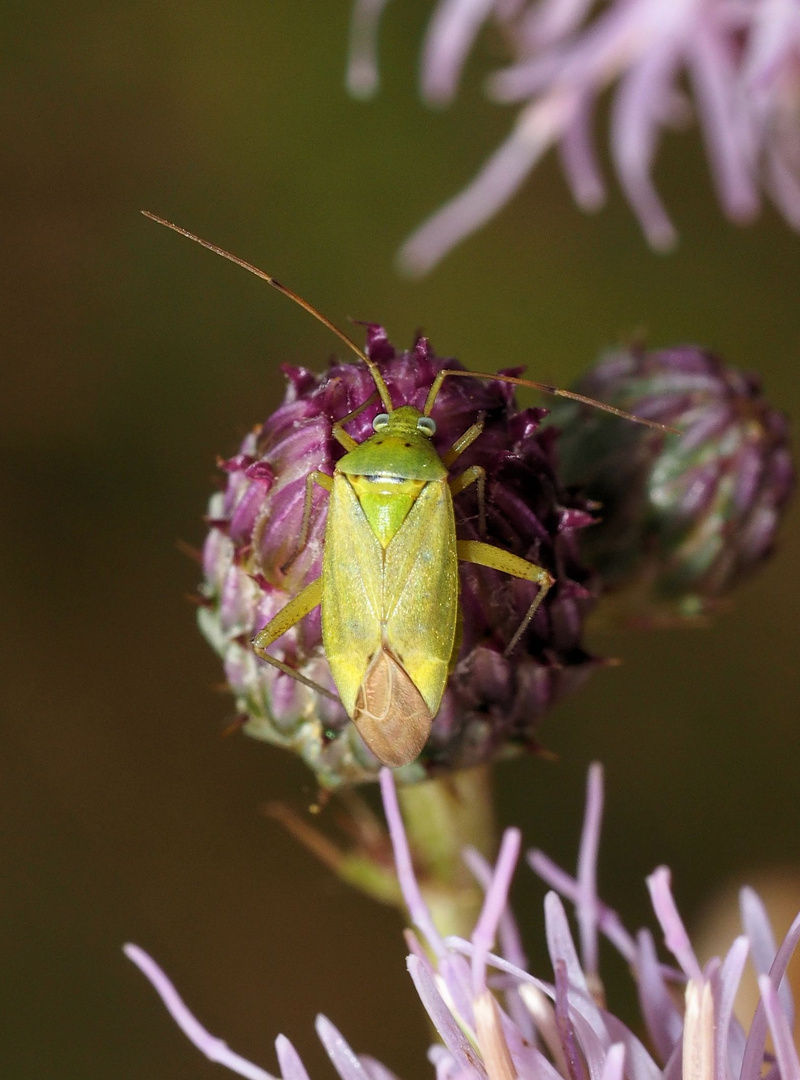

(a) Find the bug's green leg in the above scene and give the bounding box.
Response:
[449,465,487,537]
[331,389,380,451]
[444,413,487,534]
[280,470,334,573]
[252,577,338,701]
[456,539,555,657]
[441,414,485,467]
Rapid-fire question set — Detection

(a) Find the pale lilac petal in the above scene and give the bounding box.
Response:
[407,955,487,1079]
[575,762,604,979]
[463,846,534,1039]
[316,1015,371,1080]
[123,944,276,1080]
[398,95,573,276]
[420,0,499,105]
[739,887,794,1023]
[440,953,478,1028]
[610,43,681,249]
[553,960,590,1080]
[663,1041,684,1080]
[600,1044,626,1080]
[347,0,393,99]
[634,929,683,1062]
[525,0,597,48]
[601,1015,661,1080]
[646,867,703,982]
[276,1036,312,1080]
[471,827,522,996]
[444,935,555,998]
[714,937,749,1080]
[428,1045,458,1080]
[558,92,606,209]
[739,909,800,1080]
[360,1056,404,1080]
[379,768,445,956]
[518,983,572,1079]
[527,851,637,963]
[544,892,612,1064]
[686,20,759,221]
[463,846,527,970]
[757,975,800,1080]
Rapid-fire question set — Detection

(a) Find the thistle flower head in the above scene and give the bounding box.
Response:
[348,0,800,273]
[126,764,800,1080]
[547,345,794,619]
[199,327,597,786]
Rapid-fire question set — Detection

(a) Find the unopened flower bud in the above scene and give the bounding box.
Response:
[549,346,794,619]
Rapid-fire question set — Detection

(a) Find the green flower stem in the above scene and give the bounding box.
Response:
[396,764,497,940]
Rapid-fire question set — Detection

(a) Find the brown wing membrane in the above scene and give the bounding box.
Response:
[353,648,433,768]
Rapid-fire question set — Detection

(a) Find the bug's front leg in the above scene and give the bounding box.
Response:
[252,577,339,701]
[456,539,554,656]
[449,465,487,537]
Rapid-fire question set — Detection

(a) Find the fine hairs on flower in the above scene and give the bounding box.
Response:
[125,763,800,1080]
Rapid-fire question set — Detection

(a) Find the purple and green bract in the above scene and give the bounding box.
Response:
[126,763,800,1080]
[198,326,597,786]
[548,346,794,618]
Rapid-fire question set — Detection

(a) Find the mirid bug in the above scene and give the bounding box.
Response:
[144,212,675,769]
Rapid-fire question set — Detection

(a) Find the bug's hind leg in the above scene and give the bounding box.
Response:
[252,577,338,701]
[456,539,554,656]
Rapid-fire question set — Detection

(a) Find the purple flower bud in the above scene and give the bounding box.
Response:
[548,346,794,619]
[198,328,597,785]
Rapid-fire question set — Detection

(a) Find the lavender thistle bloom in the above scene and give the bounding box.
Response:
[126,763,800,1080]
[347,0,800,274]
[198,327,596,787]
[548,345,794,618]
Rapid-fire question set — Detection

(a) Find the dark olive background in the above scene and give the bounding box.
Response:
[2,1,799,1076]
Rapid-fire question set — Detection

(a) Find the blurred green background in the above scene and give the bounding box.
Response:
[2,1,799,1076]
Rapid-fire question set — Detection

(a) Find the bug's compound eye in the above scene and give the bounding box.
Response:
[417,416,437,437]
[372,413,390,432]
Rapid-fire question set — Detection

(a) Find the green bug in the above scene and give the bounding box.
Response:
[144,212,673,769]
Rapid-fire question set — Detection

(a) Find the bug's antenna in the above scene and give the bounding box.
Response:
[141,211,395,413]
[423,369,680,434]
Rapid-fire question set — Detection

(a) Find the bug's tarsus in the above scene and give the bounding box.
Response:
[141,210,395,412]
[504,572,554,657]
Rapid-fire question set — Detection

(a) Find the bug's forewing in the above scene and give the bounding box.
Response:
[321,475,384,717]
[382,479,459,716]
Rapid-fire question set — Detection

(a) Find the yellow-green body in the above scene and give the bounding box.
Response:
[322,408,459,766]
